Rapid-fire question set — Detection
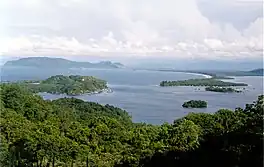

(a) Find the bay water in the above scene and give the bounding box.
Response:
[1,67,263,124]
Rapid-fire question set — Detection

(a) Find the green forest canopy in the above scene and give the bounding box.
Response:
[11,75,108,95]
[182,100,207,108]
[205,86,242,93]
[0,84,263,167]
[160,78,248,87]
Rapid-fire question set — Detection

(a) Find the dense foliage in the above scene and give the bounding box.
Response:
[13,75,108,95]
[205,86,242,93]
[160,78,247,87]
[51,97,132,125]
[0,84,263,167]
[182,100,207,108]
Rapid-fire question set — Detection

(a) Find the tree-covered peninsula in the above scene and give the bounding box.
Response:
[160,78,247,87]
[13,75,108,95]
[0,84,263,167]
[156,68,264,77]
[182,100,208,108]
[205,86,242,93]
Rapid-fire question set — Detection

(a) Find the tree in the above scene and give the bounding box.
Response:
[169,119,201,151]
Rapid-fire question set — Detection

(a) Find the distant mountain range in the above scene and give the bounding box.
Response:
[3,57,124,69]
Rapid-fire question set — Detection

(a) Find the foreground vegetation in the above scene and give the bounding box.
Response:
[160,78,247,87]
[205,86,242,93]
[13,75,108,95]
[0,84,263,167]
[182,100,207,108]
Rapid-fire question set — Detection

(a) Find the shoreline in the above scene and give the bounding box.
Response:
[149,69,214,79]
[181,72,213,79]
[38,88,113,97]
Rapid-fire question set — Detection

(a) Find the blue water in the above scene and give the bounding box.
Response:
[1,67,263,124]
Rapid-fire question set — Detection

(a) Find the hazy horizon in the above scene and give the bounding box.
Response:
[1,55,263,71]
[1,0,263,64]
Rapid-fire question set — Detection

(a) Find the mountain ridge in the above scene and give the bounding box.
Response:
[3,57,124,69]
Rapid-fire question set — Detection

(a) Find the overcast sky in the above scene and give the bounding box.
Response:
[0,0,263,60]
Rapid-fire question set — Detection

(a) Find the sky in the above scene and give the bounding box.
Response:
[0,0,263,62]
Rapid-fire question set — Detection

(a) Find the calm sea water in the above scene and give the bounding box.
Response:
[1,67,263,124]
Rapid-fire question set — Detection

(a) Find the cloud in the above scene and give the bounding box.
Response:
[0,0,263,59]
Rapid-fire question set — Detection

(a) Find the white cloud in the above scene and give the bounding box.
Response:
[204,39,224,49]
[0,0,263,59]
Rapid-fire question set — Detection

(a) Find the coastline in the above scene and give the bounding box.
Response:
[151,69,213,79]
[38,88,113,97]
[183,72,213,79]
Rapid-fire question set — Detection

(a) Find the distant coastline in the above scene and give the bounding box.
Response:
[182,72,213,79]
[151,68,263,78]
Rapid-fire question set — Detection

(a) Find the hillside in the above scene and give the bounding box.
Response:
[0,83,263,167]
[3,57,124,69]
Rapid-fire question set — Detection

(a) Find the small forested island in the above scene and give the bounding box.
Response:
[182,100,208,108]
[13,75,108,95]
[0,84,263,167]
[205,86,242,93]
[160,78,247,87]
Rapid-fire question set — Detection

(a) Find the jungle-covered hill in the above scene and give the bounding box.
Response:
[8,75,108,95]
[0,84,263,167]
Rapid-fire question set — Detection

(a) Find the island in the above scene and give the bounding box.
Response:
[3,57,124,69]
[205,86,242,93]
[16,75,108,95]
[182,100,207,108]
[160,78,248,87]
